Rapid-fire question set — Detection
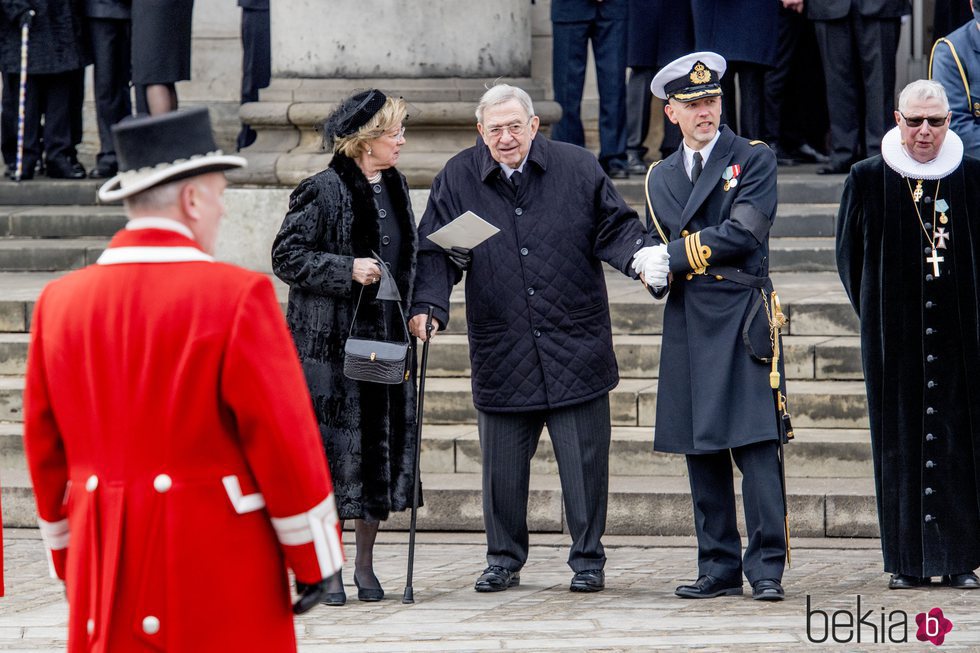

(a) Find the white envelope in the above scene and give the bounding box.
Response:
[426,211,500,250]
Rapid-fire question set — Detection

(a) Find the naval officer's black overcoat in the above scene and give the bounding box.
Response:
[646,125,784,454]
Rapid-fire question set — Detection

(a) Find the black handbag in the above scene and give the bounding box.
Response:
[343,252,411,384]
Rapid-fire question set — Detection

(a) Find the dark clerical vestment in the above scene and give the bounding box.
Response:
[836,129,980,577]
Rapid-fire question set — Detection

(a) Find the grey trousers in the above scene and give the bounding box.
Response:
[477,393,611,573]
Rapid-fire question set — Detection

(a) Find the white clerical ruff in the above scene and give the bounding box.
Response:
[881,127,964,278]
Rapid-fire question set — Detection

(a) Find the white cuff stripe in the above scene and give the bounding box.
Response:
[222,475,267,514]
[37,516,70,550]
[38,517,69,579]
[270,494,344,578]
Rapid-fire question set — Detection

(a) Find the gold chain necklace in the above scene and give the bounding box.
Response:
[905,177,944,277]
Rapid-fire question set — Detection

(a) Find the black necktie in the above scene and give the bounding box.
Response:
[511,170,522,188]
[691,152,703,185]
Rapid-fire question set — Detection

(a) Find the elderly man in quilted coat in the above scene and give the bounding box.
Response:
[409,84,658,594]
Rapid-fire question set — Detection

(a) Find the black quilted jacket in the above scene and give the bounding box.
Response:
[412,135,654,411]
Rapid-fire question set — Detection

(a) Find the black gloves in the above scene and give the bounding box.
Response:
[445,246,472,272]
[293,577,331,614]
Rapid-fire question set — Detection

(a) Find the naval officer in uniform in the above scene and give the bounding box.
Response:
[635,51,789,601]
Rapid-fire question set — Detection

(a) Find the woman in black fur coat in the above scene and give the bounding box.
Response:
[272,90,418,606]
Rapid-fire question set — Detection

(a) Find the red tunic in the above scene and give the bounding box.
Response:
[24,220,344,652]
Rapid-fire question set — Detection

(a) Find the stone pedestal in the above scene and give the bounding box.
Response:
[232,0,560,188]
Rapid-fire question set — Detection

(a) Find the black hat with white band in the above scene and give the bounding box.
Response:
[98,107,246,203]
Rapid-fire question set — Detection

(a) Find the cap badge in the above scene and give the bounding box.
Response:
[690,62,712,85]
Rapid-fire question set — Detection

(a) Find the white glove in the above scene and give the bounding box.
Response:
[631,244,668,274]
[642,255,670,290]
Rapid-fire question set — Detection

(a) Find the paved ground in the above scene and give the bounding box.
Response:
[2,529,978,652]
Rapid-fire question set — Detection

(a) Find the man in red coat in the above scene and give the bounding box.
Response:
[24,107,344,652]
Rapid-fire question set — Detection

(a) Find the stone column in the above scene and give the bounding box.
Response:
[232,0,559,188]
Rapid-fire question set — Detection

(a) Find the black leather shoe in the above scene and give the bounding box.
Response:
[675,575,743,599]
[45,156,86,179]
[570,569,605,592]
[4,165,33,180]
[888,573,928,589]
[792,143,829,164]
[752,578,785,601]
[941,572,980,589]
[474,565,520,592]
[88,160,117,179]
[321,588,347,605]
[606,166,629,180]
[354,572,385,601]
[817,162,851,175]
[626,152,648,175]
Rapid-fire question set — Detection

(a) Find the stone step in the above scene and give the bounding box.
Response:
[0,422,872,479]
[771,204,838,238]
[426,334,862,380]
[0,376,868,429]
[0,331,864,380]
[0,206,126,239]
[0,270,860,336]
[614,175,846,207]
[769,238,836,272]
[0,179,107,206]
[0,465,878,537]
[0,238,107,272]
[414,378,870,429]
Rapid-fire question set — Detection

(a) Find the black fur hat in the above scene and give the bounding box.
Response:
[320,89,387,149]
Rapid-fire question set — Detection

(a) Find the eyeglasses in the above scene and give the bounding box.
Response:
[383,126,406,140]
[900,111,949,128]
[484,119,531,139]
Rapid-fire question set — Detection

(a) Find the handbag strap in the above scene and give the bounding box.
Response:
[348,252,411,344]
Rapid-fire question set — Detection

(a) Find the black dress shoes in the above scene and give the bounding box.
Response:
[941,572,980,589]
[46,156,86,179]
[353,572,385,601]
[606,166,629,180]
[626,152,648,176]
[888,573,928,589]
[88,160,118,179]
[474,565,520,592]
[675,575,743,599]
[752,578,785,601]
[793,143,829,164]
[570,569,605,592]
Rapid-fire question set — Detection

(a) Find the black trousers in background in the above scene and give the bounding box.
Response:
[88,17,132,164]
[236,6,270,150]
[626,66,683,161]
[1,71,77,170]
[686,439,786,584]
[720,62,767,141]
[813,14,901,167]
[477,393,611,573]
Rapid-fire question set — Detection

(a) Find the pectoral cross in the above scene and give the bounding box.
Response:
[926,248,944,277]
[913,179,924,202]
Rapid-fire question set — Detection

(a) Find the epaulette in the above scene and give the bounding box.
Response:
[749,140,768,147]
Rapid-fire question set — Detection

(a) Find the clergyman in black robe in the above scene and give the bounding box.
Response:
[836,79,980,590]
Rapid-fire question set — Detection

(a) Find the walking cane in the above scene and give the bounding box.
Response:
[403,305,434,604]
[13,11,34,182]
